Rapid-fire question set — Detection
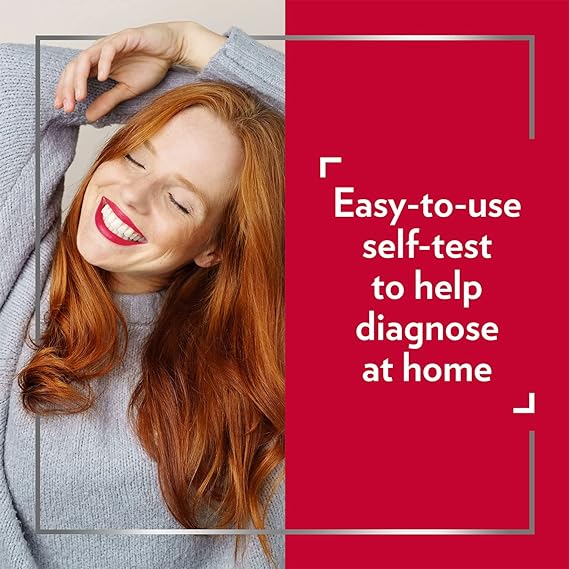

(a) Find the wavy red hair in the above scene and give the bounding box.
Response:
[18,82,284,567]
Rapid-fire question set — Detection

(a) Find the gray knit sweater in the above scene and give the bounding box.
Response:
[0,28,284,569]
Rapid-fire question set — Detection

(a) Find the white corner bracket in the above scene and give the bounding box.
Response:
[320,156,343,178]
[513,392,535,414]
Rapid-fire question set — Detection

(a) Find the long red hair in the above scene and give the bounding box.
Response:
[18,82,284,567]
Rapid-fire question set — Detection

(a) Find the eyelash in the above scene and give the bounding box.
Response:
[124,154,192,216]
[168,192,191,215]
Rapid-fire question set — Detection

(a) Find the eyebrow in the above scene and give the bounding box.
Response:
[142,139,211,212]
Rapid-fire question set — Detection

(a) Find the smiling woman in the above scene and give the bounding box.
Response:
[77,100,246,293]
[0,20,284,569]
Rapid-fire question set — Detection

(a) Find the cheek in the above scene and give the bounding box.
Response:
[153,218,196,248]
[78,184,96,223]
[82,184,102,218]
[167,221,215,260]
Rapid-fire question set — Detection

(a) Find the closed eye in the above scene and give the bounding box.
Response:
[168,193,192,215]
[125,153,145,169]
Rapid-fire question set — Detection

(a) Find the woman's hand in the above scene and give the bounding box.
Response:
[53,21,227,123]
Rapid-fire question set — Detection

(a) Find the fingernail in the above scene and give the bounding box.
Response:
[63,98,72,112]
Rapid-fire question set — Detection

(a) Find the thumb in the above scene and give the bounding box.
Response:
[85,82,137,123]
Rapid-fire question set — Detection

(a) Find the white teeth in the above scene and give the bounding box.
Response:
[100,203,144,242]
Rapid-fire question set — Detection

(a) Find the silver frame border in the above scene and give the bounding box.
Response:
[35,34,536,539]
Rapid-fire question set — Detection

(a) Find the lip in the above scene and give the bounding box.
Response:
[95,196,147,246]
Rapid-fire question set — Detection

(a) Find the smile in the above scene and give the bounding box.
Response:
[95,196,147,246]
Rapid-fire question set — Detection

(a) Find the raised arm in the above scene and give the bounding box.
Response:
[0,23,283,311]
[53,22,284,123]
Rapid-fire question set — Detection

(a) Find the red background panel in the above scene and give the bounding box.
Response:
[285,1,569,568]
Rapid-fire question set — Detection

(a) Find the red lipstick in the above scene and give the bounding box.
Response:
[95,196,147,246]
[103,196,146,237]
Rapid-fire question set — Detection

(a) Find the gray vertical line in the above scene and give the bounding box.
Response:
[529,36,535,140]
[529,430,535,533]
[34,36,42,533]
[35,416,41,532]
[282,527,287,569]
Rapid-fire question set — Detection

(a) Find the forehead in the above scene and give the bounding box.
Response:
[146,105,244,206]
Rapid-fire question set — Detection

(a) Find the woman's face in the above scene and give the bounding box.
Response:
[76,105,244,293]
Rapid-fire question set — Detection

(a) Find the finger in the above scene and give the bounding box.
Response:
[85,83,135,123]
[97,43,117,82]
[74,51,98,101]
[54,67,67,109]
[54,57,76,109]
[60,61,78,112]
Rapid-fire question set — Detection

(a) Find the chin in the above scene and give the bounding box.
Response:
[76,229,110,271]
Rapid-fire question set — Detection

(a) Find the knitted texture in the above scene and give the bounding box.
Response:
[0,28,284,569]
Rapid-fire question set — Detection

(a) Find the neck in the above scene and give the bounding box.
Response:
[109,272,171,294]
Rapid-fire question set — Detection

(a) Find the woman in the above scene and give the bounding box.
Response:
[0,21,284,569]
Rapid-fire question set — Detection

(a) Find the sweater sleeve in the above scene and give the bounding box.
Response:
[200,27,284,115]
[0,27,284,312]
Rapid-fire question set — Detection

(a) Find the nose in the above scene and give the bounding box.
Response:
[119,175,156,215]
